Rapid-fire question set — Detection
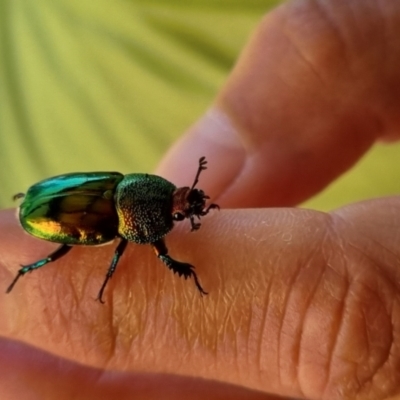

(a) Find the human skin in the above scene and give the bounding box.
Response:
[1,0,400,399]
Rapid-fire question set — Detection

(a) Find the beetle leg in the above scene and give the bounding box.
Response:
[12,192,25,201]
[201,203,220,216]
[97,238,128,303]
[6,244,72,294]
[152,239,207,295]
[189,215,201,231]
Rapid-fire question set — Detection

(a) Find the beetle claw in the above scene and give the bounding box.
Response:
[189,215,201,231]
[157,253,207,295]
[6,271,24,294]
[205,203,220,214]
[96,239,128,304]
[96,282,108,303]
[190,224,201,232]
[96,291,106,304]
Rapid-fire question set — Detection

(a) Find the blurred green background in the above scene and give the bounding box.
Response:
[1,0,399,210]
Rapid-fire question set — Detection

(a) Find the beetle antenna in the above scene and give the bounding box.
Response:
[190,157,207,190]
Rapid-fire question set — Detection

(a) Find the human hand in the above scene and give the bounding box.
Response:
[1,0,400,399]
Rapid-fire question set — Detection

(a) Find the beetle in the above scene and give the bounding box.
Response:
[6,157,218,302]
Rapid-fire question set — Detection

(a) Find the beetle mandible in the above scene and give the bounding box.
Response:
[6,157,219,302]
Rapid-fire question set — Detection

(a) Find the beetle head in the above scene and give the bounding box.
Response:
[171,157,219,231]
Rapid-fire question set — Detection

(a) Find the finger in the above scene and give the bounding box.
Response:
[2,195,400,399]
[156,0,400,207]
[0,338,272,400]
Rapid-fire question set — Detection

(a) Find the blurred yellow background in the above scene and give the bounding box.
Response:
[1,0,399,210]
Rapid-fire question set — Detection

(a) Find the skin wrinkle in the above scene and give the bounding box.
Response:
[193,302,204,355]
[205,292,223,365]
[277,246,306,392]
[185,296,202,351]
[328,213,353,256]
[361,234,400,267]
[363,287,393,394]
[324,265,356,396]
[41,282,63,343]
[296,257,327,398]
[351,6,388,92]
[367,0,389,68]
[147,268,161,360]
[219,287,241,376]
[358,296,386,391]
[359,287,395,396]
[346,241,398,310]
[374,0,392,95]
[151,252,173,360]
[140,283,149,348]
[246,287,263,381]
[286,0,350,79]
[205,287,218,361]
[336,0,381,72]
[322,278,350,399]
[343,0,363,43]
[300,248,350,397]
[293,231,332,382]
[71,263,84,309]
[108,301,131,369]
[352,0,388,62]
[154,293,170,361]
[255,255,274,386]
[350,359,363,396]
[280,17,327,88]
[108,296,118,368]
[210,290,222,364]
[235,288,249,376]
[245,289,255,373]
[242,286,263,385]
[220,286,238,341]
[230,270,255,344]
[57,300,75,353]
[257,231,302,390]
[342,285,377,391]
[233,316,242,381]
[315,230,350,391]
[188,298,202,340]
[310,0,351,77]
[140,315,155,370]
[320,228,396,398]
[386,302,400,391]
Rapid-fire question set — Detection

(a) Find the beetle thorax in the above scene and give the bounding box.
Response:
[115,174,176,244]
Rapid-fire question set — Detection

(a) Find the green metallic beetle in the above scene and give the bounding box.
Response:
[6,157,218,302]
